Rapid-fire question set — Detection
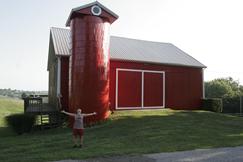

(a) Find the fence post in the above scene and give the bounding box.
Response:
[23,97,29,114]
[240,96,242,116]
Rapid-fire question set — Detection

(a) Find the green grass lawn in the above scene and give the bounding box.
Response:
[0,96,23,126]
[1,99,243,162]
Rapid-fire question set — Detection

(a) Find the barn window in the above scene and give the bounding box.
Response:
[91,5,102,16]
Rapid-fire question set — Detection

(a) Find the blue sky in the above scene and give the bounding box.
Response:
[1,0,243,90]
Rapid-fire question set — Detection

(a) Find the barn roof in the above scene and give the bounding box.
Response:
[49,27,206,68]
[50,27,71,56]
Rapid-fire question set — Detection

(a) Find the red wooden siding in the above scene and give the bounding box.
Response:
[117,71,142,108]
[60,57,69,111]
[144,72,164,107]
[166,72,189,108]
[110,60,203,110]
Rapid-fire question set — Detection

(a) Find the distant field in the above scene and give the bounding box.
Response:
[0,96,23,127]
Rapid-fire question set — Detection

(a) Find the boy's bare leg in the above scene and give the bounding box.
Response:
[80,136,83,147]
[73,135,78,147]
[79,136,83,148]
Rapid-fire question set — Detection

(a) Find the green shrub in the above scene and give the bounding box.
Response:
[202,98,223,113]
[5,114,36,135]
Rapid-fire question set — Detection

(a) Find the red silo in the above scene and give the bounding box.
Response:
[66,2,118,123]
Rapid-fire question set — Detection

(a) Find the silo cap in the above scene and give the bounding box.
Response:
[66,1,119,26]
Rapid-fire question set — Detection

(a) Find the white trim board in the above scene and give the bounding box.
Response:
[202,69,205,99]
[115,68,165,110]
[57,57,61,97]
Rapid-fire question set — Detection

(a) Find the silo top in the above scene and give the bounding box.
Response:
[66,1,119,26]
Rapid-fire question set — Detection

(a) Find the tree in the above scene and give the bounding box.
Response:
[21,92,28,99]
[205,77,243,98]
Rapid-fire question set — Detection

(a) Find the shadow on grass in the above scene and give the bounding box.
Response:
[0,125,70,138]
[0,127,16,137]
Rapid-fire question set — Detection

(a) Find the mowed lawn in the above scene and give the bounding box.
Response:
[1,98,243,162]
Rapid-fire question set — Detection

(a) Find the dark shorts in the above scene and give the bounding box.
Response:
[73,129,84,137]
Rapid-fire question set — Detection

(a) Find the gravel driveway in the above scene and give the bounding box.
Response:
[54,146,243,162]
[146,146,243,162]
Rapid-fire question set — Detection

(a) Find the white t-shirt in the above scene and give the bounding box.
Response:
[73,114,84,129]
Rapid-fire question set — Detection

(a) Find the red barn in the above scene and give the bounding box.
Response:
[47,1,206,122]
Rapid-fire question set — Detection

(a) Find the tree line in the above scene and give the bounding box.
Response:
[205,77,243,98]
[0,88,47,99]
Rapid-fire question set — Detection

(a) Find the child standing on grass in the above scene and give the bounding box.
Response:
[61,109,96,148]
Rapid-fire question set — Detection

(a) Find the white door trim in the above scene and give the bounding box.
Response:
[141,71,144,108]
[115,68,165,110]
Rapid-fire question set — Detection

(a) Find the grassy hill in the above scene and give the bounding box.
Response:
[1,107,243,162]
[0,96,23,126]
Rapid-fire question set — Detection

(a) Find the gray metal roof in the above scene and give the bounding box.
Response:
[66,1,119,26]
[49,27,206,68]
[110,37,206,68]
[50,27,71,56]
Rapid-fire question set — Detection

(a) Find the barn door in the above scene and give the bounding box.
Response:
[116,70,142,108]
[143,72,165,108]
[116,69,165,109]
